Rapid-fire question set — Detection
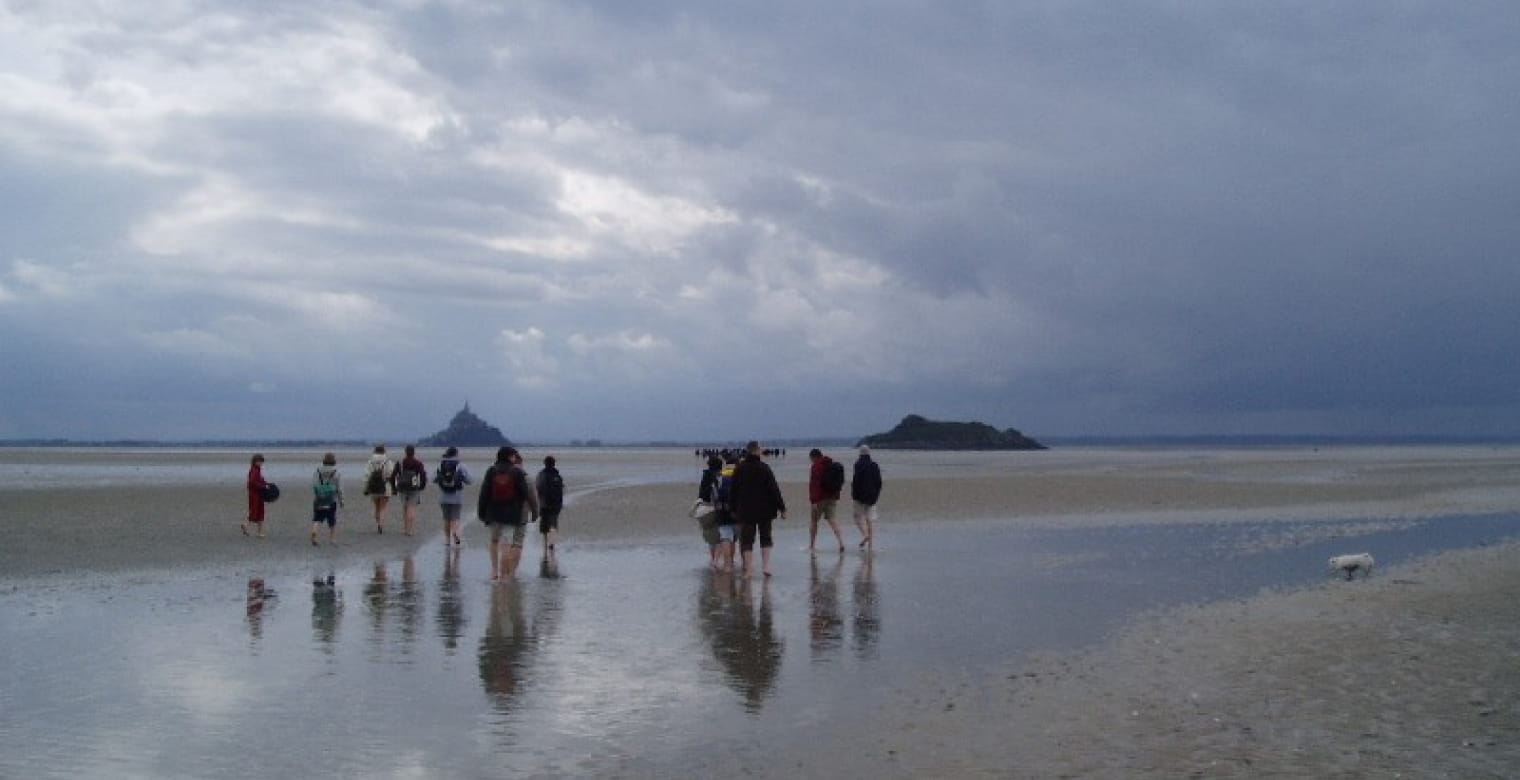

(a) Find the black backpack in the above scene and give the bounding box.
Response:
[436,460,461,492]
[365,462,388,495]
[397,463,425,492]
[539,468,564,509]
[822,459,846,493]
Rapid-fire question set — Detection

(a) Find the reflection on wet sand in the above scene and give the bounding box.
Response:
[476,578,563,715]
[808,556,845,662]
[246,578,275,646]
[478,583,528,709]
[435,548,467,653]
[393,555,423,651]
[697,573,785,713]
[851,554,879,660]
[311,573,342,651]
[362,556,425,658]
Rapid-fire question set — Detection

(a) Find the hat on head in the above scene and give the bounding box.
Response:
[858,445,871,455]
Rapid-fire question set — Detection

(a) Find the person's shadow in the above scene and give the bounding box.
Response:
[698,573,784,713]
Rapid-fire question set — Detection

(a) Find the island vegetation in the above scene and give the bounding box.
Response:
[858,414,1046,450]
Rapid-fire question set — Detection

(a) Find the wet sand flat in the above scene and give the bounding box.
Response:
[2,445,1519,777]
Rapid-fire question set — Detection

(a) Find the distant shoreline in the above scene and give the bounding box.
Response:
[5,435,1520,449]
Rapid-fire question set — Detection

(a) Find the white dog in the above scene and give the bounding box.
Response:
[1329,552,1375,580]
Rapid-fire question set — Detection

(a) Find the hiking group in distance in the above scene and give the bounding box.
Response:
[694,441,882,578]
[244,441,880,580]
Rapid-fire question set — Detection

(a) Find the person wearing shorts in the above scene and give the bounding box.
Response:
[807,448,847,553]
[397,444,428,537]
[535,456,565,559]
[435,446,472,545]
[851,445,882,550]
[310,452,344,546]
[729,441,787,578]
[477,446,539,580]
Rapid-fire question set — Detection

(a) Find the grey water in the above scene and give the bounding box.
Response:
[2,511,1517,779]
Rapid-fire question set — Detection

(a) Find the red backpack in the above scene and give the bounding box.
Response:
[490,468,519,503]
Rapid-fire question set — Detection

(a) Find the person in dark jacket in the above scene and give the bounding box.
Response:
[851,445,882,550]
[478,446,540,580]
[535,455,565,559]
[730,440,787,577]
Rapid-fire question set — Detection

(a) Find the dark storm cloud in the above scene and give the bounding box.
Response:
[1,1,1517,441]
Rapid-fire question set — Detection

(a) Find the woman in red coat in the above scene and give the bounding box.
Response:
[245,453,268,538]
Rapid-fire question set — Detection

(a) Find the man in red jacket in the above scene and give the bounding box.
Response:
[807,448,847,554]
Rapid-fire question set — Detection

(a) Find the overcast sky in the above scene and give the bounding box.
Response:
[2,1,1518,443]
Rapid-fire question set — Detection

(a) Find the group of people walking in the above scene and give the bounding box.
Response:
[242,445,565,580]
[696,442,882,578]
[245,441,882,582]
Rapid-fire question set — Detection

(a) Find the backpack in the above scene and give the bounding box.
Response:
[822,459,846,494]
[490,467,520,503]
[397,462,425,492]
[314,471,337,507]
[538,468,564,509]
[436,460,461,492]
[365,462,387,495]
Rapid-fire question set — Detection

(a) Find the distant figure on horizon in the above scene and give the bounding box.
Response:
[310,452,344,546]
[397,444,428,536]
[478,446,540,580]
[730,440,786,577]
[851,445,882,550]
[363,445,397,534]
[807,448,847,554]
[245,453,268,538]
[434,446,472,546]
[535,455,565,559]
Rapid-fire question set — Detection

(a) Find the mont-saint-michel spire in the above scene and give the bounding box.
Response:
[419,403,512,448]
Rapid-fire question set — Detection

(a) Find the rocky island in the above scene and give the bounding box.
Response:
[419,404,513,448]
[858,414,1046,450]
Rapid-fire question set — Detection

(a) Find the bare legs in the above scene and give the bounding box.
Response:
[809,504,846,553]
[402,497,417,536]
[853,502,875,550]
[371,496,390,534]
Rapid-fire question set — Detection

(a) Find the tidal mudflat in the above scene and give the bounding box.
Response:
[2,446,1518,777]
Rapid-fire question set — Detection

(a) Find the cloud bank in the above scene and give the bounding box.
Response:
[2,1,1517,441]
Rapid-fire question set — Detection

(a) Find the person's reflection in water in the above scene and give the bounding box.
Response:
[851,553,880,660]
[477,583,531,713]
[364,561,389,645]
[311,573,342,652]
[392,554,423,649]
[808,556,845,662]
[246,577,276,646]
[435,547,467,653]
[699,573,784,713]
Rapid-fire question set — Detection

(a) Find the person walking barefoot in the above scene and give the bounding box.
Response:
[730,441,786,578]
[434,446,471,546]
[362,444,396,534]
[310,452,344,546]
[807,448,848,554]
[851,445,882,550]
[478,447,539,580]
[396,444,428,536]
